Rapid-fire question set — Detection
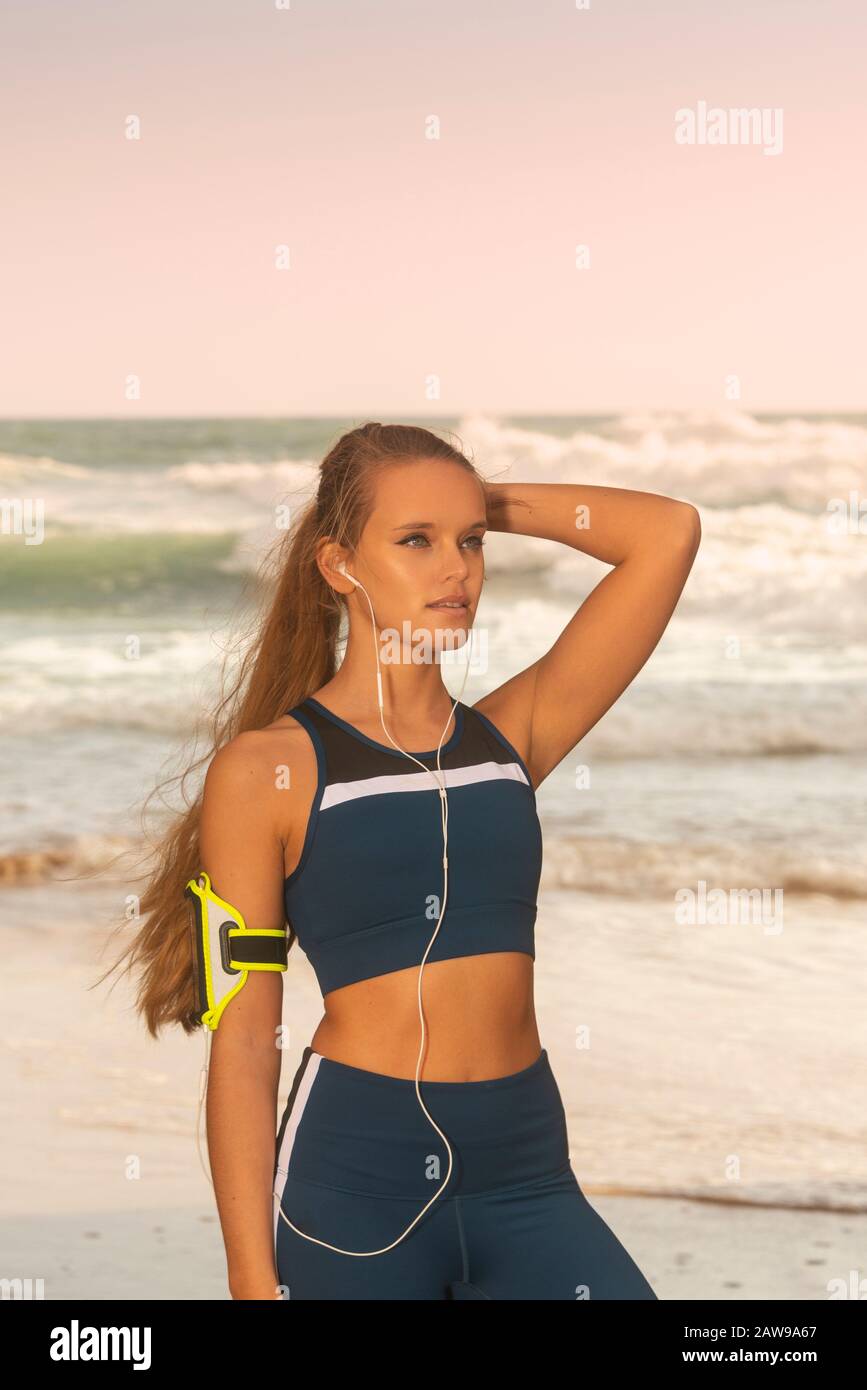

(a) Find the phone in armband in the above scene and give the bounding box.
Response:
[184,870,288,1031]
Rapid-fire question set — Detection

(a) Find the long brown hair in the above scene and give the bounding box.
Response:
[95,421,493,1039]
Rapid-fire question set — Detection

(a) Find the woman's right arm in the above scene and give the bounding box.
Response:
[198,733,290,1300]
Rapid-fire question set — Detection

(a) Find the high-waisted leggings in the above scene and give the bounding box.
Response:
[272,1045,658,1301]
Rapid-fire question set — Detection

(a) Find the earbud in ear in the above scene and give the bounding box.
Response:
[336,561,358,588]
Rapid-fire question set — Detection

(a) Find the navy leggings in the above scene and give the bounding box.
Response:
[273,1045,657,1301]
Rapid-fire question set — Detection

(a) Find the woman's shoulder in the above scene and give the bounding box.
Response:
[204,712,315,796]
[201,717,320,864]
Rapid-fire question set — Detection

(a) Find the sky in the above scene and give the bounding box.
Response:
[2,0,865,416]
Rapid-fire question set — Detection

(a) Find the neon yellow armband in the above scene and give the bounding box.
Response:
[184,871,288,1031]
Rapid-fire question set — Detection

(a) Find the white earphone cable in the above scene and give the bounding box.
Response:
[270,564,474,1254]
[195,566,476,1259]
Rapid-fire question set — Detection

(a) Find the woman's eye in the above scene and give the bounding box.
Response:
[399,534,486,549]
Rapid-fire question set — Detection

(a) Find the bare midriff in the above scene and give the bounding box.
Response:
[308,951,541,1082]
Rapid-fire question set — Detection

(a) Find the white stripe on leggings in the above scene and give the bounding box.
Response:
[273,1050,323,1251]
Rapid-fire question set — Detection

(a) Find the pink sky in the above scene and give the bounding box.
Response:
[2,0,864,415]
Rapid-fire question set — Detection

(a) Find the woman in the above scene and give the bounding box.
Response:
[120,421,700,1300]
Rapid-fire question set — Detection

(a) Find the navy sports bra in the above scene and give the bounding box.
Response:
[283,696,543,996]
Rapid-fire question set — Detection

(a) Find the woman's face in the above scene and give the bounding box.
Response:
[349,460,487,645]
